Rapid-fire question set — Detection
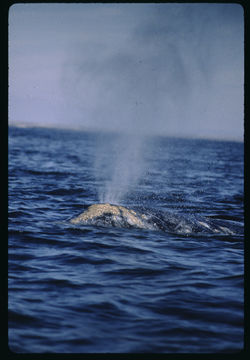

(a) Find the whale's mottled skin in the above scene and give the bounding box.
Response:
[70,203,149,229]
[70,203,236,235]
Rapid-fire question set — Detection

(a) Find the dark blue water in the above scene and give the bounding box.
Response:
[8,126,244,353]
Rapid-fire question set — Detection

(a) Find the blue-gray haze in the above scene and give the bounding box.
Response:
[9,3,243,140]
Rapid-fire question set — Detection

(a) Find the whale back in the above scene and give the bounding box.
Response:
[70,203,154,229]
[70,203,236,235]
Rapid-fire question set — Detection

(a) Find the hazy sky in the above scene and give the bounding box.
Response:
[9,3,244,140]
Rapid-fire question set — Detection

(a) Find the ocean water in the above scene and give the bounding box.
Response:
[8,126,244,353]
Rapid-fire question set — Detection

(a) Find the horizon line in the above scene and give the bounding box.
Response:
[8,120,244,143]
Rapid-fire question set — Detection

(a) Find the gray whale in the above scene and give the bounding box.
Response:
[70,203,235,235]
[70,203,152,229]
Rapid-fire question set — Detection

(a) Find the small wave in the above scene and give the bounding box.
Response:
[103,267,167,279]
[76,300,128,320]
[8,210,27,218]
[8,309,40,327]
[62,254,116,266]
[9,230,72,247]
[19,169,73,177]
[46,188,86,196]
[9,252,34,261]
[22,277,82,290]
[64,337,94,346]
[9,263,32,273]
